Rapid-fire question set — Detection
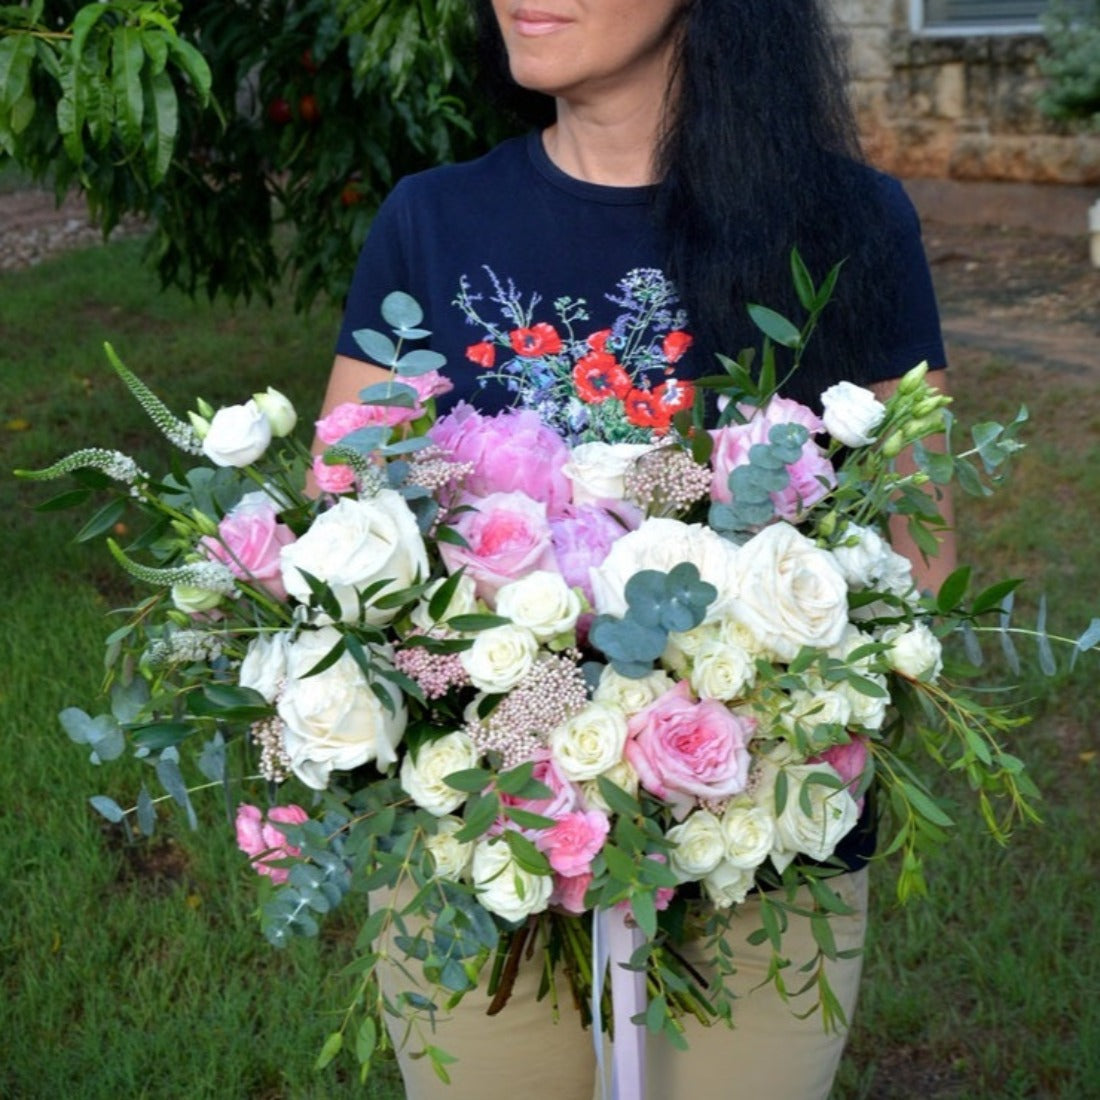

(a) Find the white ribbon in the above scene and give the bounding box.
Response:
[592,908,647,1100]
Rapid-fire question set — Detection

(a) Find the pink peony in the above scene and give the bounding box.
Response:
[810,735,872,812]
[201,496,296,599]
[429,403,572,516]
[625,681,754,818]
[537,810,610,877]
[549,503,634,604]
[311,454,357,495]
[710,396,835,520]
[234,803,309,884]
[550,871,593,914]
[439,491,559,602]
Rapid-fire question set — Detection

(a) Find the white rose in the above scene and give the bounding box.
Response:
[666,810,726,881]
[690,639,756,701]
[590,517,739,620]
[460,624,538,692]
[662,620,721,675]
[563,441,653,505]
[400,730,480,816]
[202,399,273,467]
[820,381,887,447]
[773,763,860,865]
[832,523,915,597]
[547,702,629,782]
[783,685,853,742]
[409,574,479,633]
[251,386,298,437]
[828,625,889,731]
[171,583,223,614]
[721,803,776,870]
[424,817,474,881]
[594,665,674,716]
[731,522,849,661]
[471,838,553,923]
[277,626,406,790]
[881,621,943,682]
[580,759,640,812]
[702,861,756,909]
[239,631,290,702]
[496,571,582,641]
[281,492,428,624]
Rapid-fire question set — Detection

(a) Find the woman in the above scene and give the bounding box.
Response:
[318,1,953,1096]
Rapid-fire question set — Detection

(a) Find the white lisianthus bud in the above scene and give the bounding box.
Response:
[666,810,726,881]
[188,411,211,439]
[252,387,298,437]
[171,583,223,614]
[202,400,273,467]
[820,381,887,447]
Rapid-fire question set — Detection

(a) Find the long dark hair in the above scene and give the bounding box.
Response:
[472,0,903,406]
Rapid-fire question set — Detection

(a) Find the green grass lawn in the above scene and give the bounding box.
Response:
[1,236,1097,1099]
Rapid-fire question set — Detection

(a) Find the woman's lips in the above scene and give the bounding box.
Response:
[512,9,572,35]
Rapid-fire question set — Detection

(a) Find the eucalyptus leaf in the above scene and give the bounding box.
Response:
[380,290,424,330]
[352,328,399,366]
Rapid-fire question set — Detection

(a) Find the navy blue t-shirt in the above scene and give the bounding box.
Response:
[336,131,946,421]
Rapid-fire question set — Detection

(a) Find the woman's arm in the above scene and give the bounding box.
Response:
[871,368,956,595]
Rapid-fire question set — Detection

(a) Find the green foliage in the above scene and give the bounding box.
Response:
[1039,1,1100,123]
[0,0,505,308]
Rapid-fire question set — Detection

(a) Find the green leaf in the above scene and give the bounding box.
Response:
[132,721,194,752]
[440,767,492,794]
[454,792,500,842]
[936,566,971,614]
[502,828,550,874]
[790,248,815,311]
[164,37,211,103]
[75,497,128,543]
[89,795,125,823]
[970,578,1023,617]
[143,65,177,185]
[358,381,418,408]
[747,304,802,349]
[355,1017,378,1066]
[632,889,658,939]
[111,26,146,151]
[315,1031,344,1071]
[381,290,424,330]
[0,33,35,114]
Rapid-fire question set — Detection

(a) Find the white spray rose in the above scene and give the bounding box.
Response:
[783,685,853,742]
[548,702,629,782]
[720,803,777,870]
[495,570,582,641]
[832,523,915,597]
[580,759,640,812]
[820,381,887,447]
[731,522,849,661]
[251,387,298,437]
[239,631,290,702]
[562,441,653,505]
[281,492,428,624]
[828,625,889,731]
[702,861,756,909]
[400,730,480,816]
[277,626,406,790]
[202,399,273,467]
[471,838,553,923]
[690,639,756,701]
[590,517,739,620]
[881,621,943,682]
[666,810,726,880]
[594,666,675,716]
[773,763,860,867]
[460,623,538,692]
[409,574,479,633]
[425,817,474,881]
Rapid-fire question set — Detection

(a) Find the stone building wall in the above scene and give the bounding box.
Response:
[836,0,1100,185]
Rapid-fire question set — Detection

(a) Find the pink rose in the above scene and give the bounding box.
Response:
[551,871,593,914]
[429,403,572,516]
[549,503,634,603]
[201,496,296,599]
[537,810,610,877]
[710,397,835,520]
[625,681,754,817]
[405,370,454,403]
[311,454,357,495]
[810,735,871,811]
[499,752,580,826]
[234,802,309,884]
[439,491,558,602]
[315,398,413,444]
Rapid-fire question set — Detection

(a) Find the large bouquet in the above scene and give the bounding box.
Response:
[20,259,1047,1086]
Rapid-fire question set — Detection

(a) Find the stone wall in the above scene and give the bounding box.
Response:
[835,0,1100,184]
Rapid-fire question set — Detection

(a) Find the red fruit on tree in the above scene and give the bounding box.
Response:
[298,93,320,125]
[266,97,292,125]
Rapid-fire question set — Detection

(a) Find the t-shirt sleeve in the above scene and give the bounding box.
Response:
[333,183,414,361]
[866,177,948,383]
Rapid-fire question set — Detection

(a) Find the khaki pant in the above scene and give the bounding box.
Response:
[377,869,868,1100]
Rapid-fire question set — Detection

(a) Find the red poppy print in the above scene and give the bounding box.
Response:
[509,322,563,358]
[654,377,695,415]
[624,387,673,434]
[586,329,612,353]
[573,352,632,405]
[662,331,693,364]
[466,341,496,368]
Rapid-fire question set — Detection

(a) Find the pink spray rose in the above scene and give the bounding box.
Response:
[810,735,872,811]
[550,871,594,914]
[429,403,572,516]
[234,803,309,884]
[625,681,755,818]
[405,370,454,403]
[315,398,415,444]
[310,454,358,495]
[201,495,297,599]
[439,491,559,602]
[498,752,581,828]
[710,396,836,521]
[537,809,610,877]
